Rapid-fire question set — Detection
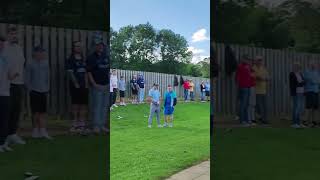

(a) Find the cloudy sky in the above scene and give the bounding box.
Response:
[111,0,210,64]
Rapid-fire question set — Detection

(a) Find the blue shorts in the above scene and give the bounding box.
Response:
[164,106,174,115]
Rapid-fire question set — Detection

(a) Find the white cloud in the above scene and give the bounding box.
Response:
[187,46,205,55]
[192,55,210,64]
[191,28,209,43]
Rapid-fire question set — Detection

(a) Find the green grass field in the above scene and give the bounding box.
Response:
[0,136,107,180]
[110,102,210,180]
[213,128,320,180]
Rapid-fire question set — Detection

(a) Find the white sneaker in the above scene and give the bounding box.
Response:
[113,104,118,108]
[7,134,26,145]
[123,103,127,106]
[32,129,40,138]
[157,125,163,128]
[169,123,173,128]
[291,124,300,129]
[163,123,168,127]
[148,125,152,128]
[39,129,53,140]
[3,144,13,152]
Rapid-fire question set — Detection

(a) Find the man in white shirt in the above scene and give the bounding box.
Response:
[110,69,118,108]
[3,26,26,145]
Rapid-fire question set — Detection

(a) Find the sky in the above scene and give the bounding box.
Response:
[110,0,210,64]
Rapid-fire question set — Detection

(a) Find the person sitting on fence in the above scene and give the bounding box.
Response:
[289,63,306,128]
[110,69,118,108]
[130,75,139,104]
[252,56,269,125]
[147,83,162,128]
[66,41,89,133]
[0,35,19,152]
[236,55,252,126]
[205,81,210,101]
[189,79,195,101]
[137,73,145,104]
[303,62,320,127]
[183,79,190,102]
[86,39,109,134]
[118,75,126,106]
[163,85,177,128]
[25,46,52,139]
[200,81,206,102]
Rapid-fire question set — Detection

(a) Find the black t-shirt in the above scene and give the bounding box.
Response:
[86,52,109,86]
[66,55,86,88]
[130,79,138,90]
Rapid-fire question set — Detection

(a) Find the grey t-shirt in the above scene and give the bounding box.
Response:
[25,59,50,93]
[118,79,126,91]
[0,52,10,96]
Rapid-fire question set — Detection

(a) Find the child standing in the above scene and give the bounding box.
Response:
[0,36,18,152]
[163,85,177,128]
[147,83,162,128]
[118,75,126,106]
[66,41,89,133]
[25,46,51,139]
[130,75,139,104]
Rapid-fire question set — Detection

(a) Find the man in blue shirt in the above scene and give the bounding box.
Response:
[137,73,145,104]
[163,85,177,128]
[304,62,320,127]
[147,83,162,128]
[87,40,109,133]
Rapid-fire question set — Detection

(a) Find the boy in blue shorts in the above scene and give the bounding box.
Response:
[163,85,177,128]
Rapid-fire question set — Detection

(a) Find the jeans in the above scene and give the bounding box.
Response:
[248,87,256,122]
[292,94,304,125]
[138,88,145,103]
[148,103,161,125]
[91,87,107,128]
[0,96,10,145]
[9,84,24,135]
[112,88,117,105]
[201,91,205,101]
[190,91,194,101]
[256,94,267,123]
[239,88,250,124]
[184,89,189,101]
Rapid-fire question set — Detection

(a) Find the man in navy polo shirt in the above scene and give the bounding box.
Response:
[87,40,109,134]
[137,73,145,103]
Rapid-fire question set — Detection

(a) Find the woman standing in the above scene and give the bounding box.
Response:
[66,41,89,133]
[289,63,306,128]
[200,81,206,102]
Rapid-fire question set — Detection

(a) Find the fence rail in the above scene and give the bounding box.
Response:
[213,42,320,116]
[0,23,209,118]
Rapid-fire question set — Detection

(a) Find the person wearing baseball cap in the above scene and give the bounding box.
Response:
[25,45,51,139]
[86,38,109,134]
[147,83,162,128]
[163,85,177,128]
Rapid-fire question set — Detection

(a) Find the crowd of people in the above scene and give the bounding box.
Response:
[0,26,109,153]
[235,54,320,128]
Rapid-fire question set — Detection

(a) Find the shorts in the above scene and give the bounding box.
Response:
[120,90,125,98]
[305,92,319,109]
[70,86,88,105]
[164,106,174,115]
[132,89,138,95]
[30,91,47,113]
[205,91,210,97]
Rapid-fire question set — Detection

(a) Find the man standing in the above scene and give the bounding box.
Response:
[253,56,269,124]
[303,62,320,127]
[3,26,26,145]
[137,73,145,104]
[110,69,118,108]
[183,79,190,102]
[147,83,162,128]
[189,79,195,101]
[236,55,253,126]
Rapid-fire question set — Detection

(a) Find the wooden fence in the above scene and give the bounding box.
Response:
[114,69,209,100]
[213,43,320,116]
[0,23,108,117]
[0,23,209,118]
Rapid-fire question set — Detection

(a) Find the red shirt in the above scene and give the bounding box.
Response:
[183,81,190,89]
[236,63,255,88]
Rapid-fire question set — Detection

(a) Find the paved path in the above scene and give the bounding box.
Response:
[166,160,210,180]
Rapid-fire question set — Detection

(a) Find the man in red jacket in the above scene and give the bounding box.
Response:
[236,55,254,126]
[183,80,190,102]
